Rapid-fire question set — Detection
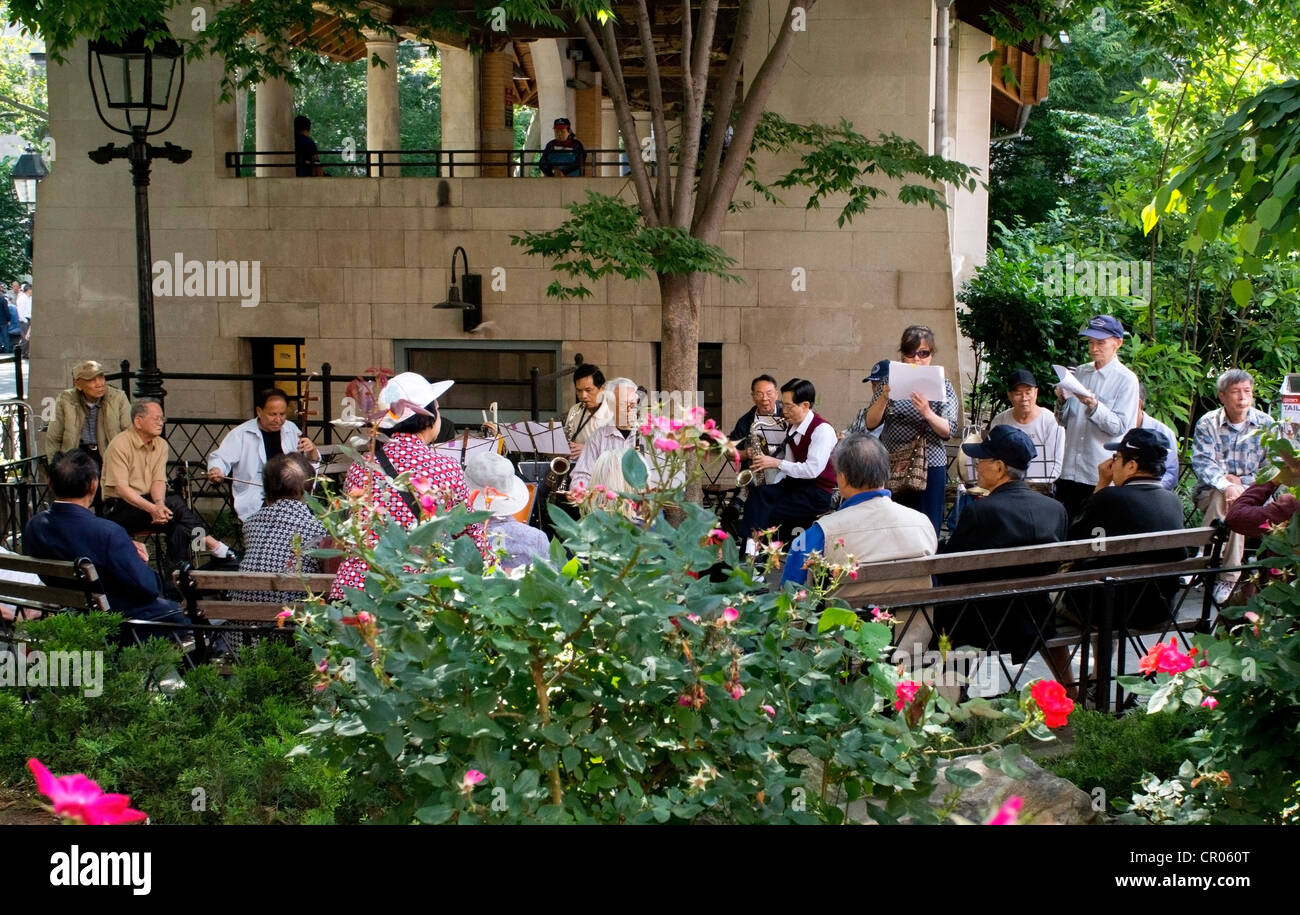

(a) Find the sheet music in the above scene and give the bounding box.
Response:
[888,362,945,402]
[1053,365,1092,400]
[432,436,499,464]
[502,421,570,455]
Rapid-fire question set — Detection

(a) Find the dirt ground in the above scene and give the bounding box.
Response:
[0,787,58,825]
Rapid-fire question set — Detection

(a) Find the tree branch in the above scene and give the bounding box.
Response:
[694,0,755,229]
[698,0,817,239]
[671,0,720,229]
[575,14,660,225]
[634,0,673,225]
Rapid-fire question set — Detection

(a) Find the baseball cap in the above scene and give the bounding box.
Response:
[378,372,454,429]
[862,359,889,383]
[1080,315,1126,340]
[73,360,106,382]
[1105,427,1170,464]
[1006,369,1038,390]
[961,425,1037,471]
[553,117,571,127]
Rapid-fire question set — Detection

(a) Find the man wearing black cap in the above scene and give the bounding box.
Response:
[934,425,1069,671]
[1054,315,1139,520]
[539,117,585,177]
[846,360,890,436]
[990,369,1064,493]
[1055,427,1188,673]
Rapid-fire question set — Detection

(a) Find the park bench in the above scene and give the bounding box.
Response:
[0,552,109,631]
[836,524,1248,712]
[174,566,335,654]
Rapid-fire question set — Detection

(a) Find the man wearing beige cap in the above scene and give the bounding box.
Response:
[44,360,132,466]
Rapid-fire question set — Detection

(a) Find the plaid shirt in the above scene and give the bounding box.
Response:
[1191,406,1272,491]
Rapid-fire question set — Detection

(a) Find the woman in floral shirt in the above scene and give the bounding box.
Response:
[329,373,487,599]
[856,325,959,534]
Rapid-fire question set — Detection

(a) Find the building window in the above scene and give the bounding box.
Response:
[249,338,306,418]
[394,340,561,424]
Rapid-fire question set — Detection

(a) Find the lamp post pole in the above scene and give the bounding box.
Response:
[129,125,163,403]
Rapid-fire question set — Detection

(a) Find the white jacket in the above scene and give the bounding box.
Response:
[208,417,313,520]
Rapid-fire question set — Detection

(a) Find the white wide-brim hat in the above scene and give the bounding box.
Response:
[463,451,531,517]
[377,372,454,429]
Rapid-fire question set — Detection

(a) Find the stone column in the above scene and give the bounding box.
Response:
[364,35,401,176]
[601,97,621,176]
[574,76,601,174]
[254,70,294,177]
[436,42,479,178]
[479,46,515,177]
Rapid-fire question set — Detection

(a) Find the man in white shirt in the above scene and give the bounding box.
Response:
[207,388,320,522]
[562,363,614,461]
[741,378,837,553]
[15,281,31,358]
[989,369,1064,493]
[1053,315,1139,520]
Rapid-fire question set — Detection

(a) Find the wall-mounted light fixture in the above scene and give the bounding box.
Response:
[433,245,482,333]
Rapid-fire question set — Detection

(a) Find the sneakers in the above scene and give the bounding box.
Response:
[1212,582,1236,606]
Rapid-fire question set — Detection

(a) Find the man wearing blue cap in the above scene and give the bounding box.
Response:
[935,425,1069,671]
[1053,315,1139,521]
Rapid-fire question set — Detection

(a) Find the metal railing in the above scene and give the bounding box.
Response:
[225,147,636,178]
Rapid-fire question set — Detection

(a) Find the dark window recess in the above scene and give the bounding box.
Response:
[405,347,558,414]
[652,342,723,424]
[249,339,306,419]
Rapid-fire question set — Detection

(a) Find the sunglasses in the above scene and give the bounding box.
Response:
[905,349,932,358]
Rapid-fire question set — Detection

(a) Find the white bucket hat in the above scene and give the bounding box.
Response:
[463,452,531,518]
[377,372,454,429]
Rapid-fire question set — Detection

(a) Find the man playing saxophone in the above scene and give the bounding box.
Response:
[728,375,784,472]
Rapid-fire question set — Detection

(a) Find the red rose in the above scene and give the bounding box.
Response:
[1030,680,1074,729]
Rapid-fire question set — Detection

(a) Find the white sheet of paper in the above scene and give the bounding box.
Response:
[1053,365,1092,400]
[888,362,945,402]
[432,436,500,464]
[502,421,570,455]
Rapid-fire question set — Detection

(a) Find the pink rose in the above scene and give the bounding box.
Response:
[986,795,1023,825]
[418,492,438,516]
[653,437,681,452]
[761,705,776,718]
[28,758,148,825]
[709,529,729,541]
[894,680,920,712]
[1201,696,1218,709]
[848,569,859,580]
[729,684,745,700]
[722,606,739,623]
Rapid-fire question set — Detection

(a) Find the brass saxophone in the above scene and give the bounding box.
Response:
[545,456,571,492]
[741,415,786,488]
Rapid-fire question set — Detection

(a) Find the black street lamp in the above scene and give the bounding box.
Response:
[86,24,192,404]
[432,245,483,333]
[11,146,47,214]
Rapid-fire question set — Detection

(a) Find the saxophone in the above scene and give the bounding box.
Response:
[741,415,786,487]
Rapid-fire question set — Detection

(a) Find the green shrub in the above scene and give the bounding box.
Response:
[0,613,347,824]
[1038,708,1197,810]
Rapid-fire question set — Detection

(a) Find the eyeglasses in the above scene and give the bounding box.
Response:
[905,349,932,358]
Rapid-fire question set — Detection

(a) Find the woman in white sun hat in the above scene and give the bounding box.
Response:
[329,372,488,599]
[464,451,549,570]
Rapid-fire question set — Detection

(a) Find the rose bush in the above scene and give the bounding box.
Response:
[295,407,1068,823]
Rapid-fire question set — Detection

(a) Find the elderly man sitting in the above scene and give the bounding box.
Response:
[569,378,643,489]
[935,425,1069,676]
[229,453,327,604]
[208,388,320,523]
[782,434,938,664]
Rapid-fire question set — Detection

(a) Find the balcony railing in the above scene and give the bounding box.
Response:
[224,147,640,178]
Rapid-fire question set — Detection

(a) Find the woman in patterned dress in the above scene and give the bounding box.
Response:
[858,325,959,534]
[329,373,486,600]
[230,453,327,603]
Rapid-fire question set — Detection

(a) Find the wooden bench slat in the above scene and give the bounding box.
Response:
[0,581,108,610]
[195,601,296,622]
[0,554,100,580]
[846,557,1215,609]
[185,571,334,592]
[852,528,1217,583]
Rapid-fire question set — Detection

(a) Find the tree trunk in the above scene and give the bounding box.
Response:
[659,272,700,396]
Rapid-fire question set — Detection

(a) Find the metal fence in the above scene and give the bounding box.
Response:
[225,147,635,178]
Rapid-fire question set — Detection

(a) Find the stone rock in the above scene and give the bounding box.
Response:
[932,753,1102,825]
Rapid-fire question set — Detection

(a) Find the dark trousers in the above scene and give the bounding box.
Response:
[80,445,104,514]
[1054,479,1095,526]
[104,494,207,567]
[121,596,193,645]
[742,477,835,542]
